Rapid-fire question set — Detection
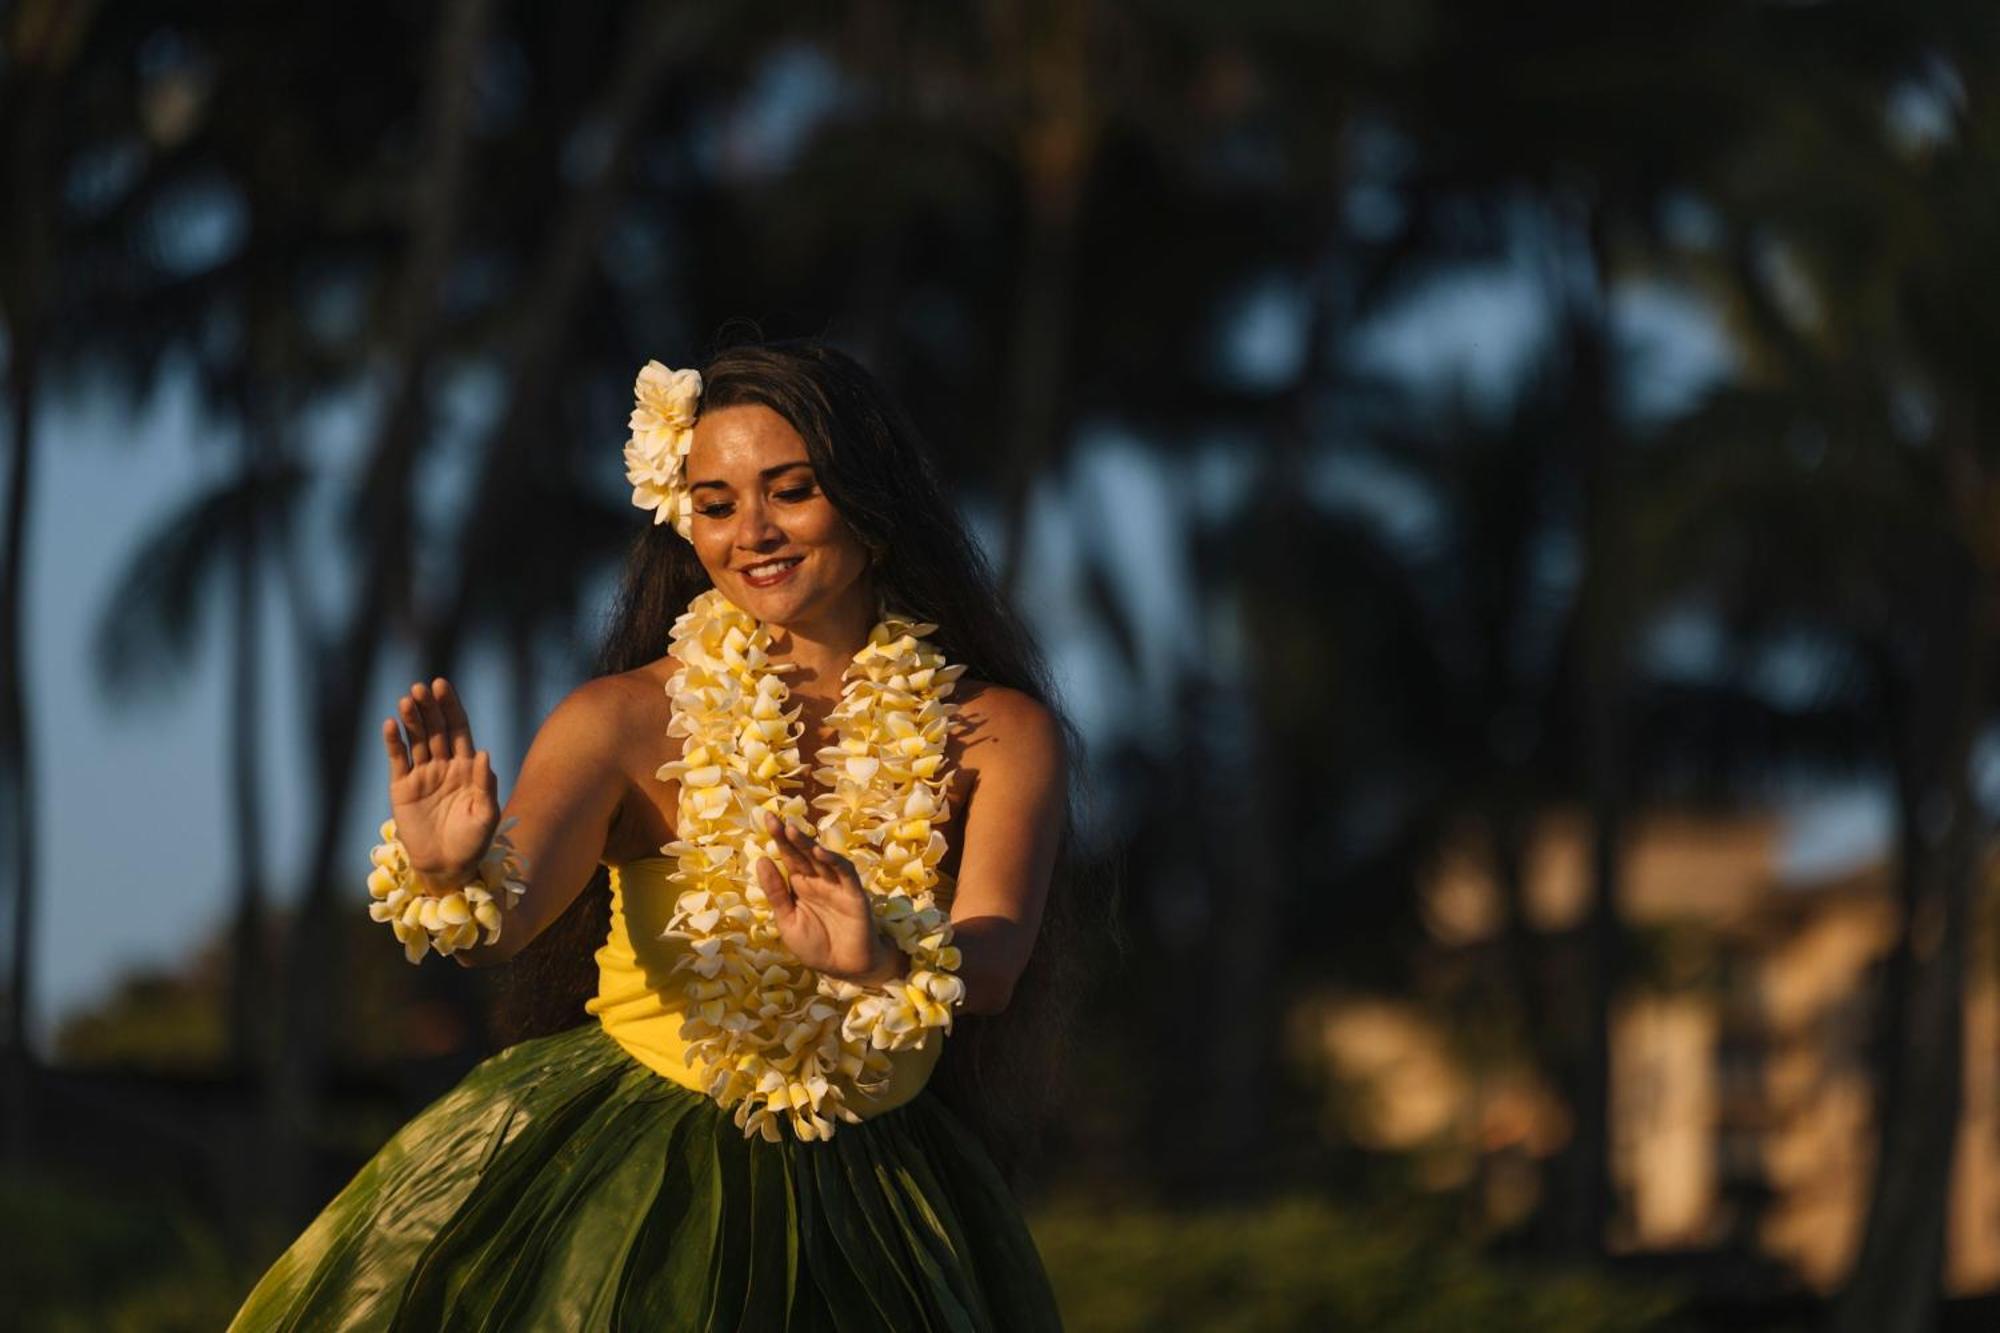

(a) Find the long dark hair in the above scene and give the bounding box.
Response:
[497,336,1097,1179]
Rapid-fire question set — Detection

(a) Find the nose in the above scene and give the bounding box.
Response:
[732,495,786,551]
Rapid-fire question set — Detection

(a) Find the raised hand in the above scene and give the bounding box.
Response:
[756,812,904,987]
[382,677,500,888]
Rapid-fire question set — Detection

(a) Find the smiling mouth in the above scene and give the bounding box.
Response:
[741,557,803,585]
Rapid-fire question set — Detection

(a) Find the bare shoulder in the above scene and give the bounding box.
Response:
[537,657,678,757]
[545,673,640,738]
[948,682,1067,865]
[950,680,1066,775]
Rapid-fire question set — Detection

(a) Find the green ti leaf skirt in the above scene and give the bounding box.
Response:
[228,1022,1063,1331]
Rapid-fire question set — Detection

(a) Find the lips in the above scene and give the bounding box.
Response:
[740,556,802,588]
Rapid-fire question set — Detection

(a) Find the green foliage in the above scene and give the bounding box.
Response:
[51,908,484,1074]
[0,1171,251,1332]
[1,1175,1682,1332]
[1031,1196,1682,1333]
[52,967,227,1070]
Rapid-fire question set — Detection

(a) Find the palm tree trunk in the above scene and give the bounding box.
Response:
[0,337,40,1163]
[1487,790,1546,1054]
[227,414,270,1079]
[0,8,76,1157]
[1199,527,1296,1185]
[993,203,1079,597]
[987,1,1095,597]
[1546,197,1625,1259]
[1832,531,1990,1333]
[1195,211,1350,1181]
[265,0,494,1224]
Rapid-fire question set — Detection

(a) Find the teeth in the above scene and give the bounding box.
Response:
[746,558,801,578]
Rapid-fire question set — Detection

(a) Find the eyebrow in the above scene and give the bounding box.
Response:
[687,461,815,493]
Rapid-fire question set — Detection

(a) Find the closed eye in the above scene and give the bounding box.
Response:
[696,483,818,519]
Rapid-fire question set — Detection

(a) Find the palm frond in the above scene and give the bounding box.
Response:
[92,461,305,704]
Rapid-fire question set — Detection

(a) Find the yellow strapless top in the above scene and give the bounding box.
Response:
[584,857,943,1117]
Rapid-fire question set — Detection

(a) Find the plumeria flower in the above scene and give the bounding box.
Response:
[625,362,704,536]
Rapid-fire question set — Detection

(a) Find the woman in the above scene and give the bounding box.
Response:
[230,339,1078,1330]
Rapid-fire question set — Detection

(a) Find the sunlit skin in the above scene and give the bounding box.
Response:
[379,403,1065,1014]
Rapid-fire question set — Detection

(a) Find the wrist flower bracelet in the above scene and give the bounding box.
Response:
[367,818,529,963]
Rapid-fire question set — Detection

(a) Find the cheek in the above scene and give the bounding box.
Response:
[692,529,733,575]
[796,504,867,563]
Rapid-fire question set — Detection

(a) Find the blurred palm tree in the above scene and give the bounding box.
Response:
[1637,21,2000,1326]
[256,0,497,1224]
[413,1,722,681]
[1360,363,1589,1066]
[92,448,307,1075]
[1354,0,1852,1257]
[6,0,497,1224]
[77,1,383,1083]
[0,0,105,1159]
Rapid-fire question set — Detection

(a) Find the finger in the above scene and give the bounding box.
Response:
[436,677,476,760]
[788,828,867,904]
[398,694,429,763]
[773,826,849,891]
[412,682,450,763]
[382,718,412,781]
[757,856,796,923]
[821,866,871,915]
[763,812,817,879]
[780,815,841,875]
[805,839,865,891]
[772,840,852,904]
[473,749,495,798]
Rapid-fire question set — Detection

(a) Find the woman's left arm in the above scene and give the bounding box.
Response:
[945,691,1068,1016]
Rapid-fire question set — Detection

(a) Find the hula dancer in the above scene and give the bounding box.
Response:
[231,339,1077,1331]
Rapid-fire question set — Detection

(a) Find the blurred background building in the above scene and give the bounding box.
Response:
[1318,810,2000,1291]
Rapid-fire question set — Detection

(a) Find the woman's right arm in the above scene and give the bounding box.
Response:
[384,674,634,968]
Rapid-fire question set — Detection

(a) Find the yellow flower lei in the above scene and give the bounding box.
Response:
[656,588,969,1141]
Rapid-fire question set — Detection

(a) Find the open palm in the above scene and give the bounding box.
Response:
[382,677,499,883]
[756,812,896,984]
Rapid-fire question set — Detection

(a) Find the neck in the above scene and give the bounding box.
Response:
[763,585,879,701]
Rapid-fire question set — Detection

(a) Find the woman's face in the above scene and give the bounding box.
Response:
[684,403,874,629]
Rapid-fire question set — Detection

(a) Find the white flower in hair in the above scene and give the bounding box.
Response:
[626,360,703,538]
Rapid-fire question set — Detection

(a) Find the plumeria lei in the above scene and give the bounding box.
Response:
[624,360,703,539]
[656,588,970,1141]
